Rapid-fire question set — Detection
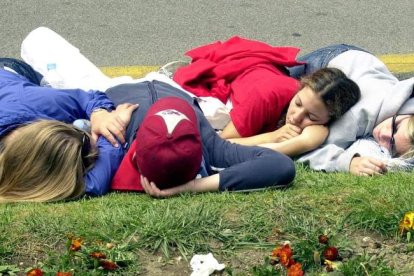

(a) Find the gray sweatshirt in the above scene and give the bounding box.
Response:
[298,50,414,172]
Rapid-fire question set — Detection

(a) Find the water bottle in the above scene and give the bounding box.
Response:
[40,63,65,88]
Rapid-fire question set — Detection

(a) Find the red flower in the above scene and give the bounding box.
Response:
[287,262,304,276]
[273,244,293,267]
[318,234,329,244]
[89,252,107,259]
[56,272,73,276]
[323,246,339,261]
[27,268,43,276]
[70,238,82,251]
[100,260,118,270]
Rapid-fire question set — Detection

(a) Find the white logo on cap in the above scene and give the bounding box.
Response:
[155,109,190,134]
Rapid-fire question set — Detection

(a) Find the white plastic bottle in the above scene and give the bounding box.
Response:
[40,63,65,88]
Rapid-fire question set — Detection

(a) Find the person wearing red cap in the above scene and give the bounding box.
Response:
[107,80,296,197]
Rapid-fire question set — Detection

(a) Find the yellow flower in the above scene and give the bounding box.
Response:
[399,211,414,234]
[324,259,342,272]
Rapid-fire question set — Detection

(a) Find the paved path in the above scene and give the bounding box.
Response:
[1,1,413,68]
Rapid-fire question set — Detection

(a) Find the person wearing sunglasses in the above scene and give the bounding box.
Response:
[0,62,137,203]
[348,114,414,176]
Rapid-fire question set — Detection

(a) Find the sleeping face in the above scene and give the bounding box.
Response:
[373,115,413,157]
[285,86,330,129]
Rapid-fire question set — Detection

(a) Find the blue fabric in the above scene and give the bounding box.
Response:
[0,68,123,196]
[287,44,368,79]
[107,80,295,191]
[0,58,43,85]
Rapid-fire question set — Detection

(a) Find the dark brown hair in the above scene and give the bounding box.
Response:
[300,68,361,122]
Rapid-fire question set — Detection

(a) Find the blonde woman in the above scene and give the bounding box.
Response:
[0,64,136,202]
[348,114,414,176]
[0,120,97,202]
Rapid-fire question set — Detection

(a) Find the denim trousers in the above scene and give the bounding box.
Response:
[287,44,368,79]
[0,57,43,85]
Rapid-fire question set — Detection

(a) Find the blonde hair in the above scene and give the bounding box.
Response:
[0,120,97,203]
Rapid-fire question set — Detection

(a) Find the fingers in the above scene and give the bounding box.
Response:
[287,124,302,134]
[99,128,120,147]
[368,158,387,172]
[278,125,301,141]
[91,132,98,143]
[141,175,165,198]
[106,117,126,144]
[128,103,139,112]
[356,158,386,176]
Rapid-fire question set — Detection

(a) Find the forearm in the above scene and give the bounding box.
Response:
[260,136,322,157]
[191,175,220,193]
[227,132,275,146]
[157,175,220,197]
[261,125,328,157]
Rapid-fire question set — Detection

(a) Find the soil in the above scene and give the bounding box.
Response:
[138,233,414,275]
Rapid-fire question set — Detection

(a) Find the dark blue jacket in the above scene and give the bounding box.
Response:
[106,80,295,191]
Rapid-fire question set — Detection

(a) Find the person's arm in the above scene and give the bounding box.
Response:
[141,112,296,197]
[84,136,124,196]
[21,79,130,145]
[201,114,295,191]
[260,125,328,157]
[223,121,302,146]
[349,156,387,176]
[90,103,139,146]
[140,174,220,198]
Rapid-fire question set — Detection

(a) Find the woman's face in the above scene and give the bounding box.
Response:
[373,115,412,156]
[286,86,330,129]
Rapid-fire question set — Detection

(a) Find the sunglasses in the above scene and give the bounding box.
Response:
[390,115,397,157]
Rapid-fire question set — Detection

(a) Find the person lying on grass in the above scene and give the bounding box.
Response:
[0,60,134,203]
[20,28,360,160]
[106,79,295,197]
[0,61,294,202]
[347,114,414,176]
[285,44,414,175]
[165,37,361,157]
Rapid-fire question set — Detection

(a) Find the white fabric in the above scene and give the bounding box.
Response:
[190,253,225,276]
[20,27,232,130]
[298,50,414,171]
[155,109,189,135]
[21,27,133,91]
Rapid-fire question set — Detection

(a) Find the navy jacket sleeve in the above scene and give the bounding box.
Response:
[198,113,295,191]
[84,137,124,196]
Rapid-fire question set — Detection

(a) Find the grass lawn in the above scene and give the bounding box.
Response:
[1,165,413,275]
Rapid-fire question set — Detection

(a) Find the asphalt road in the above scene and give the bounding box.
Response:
[1,0,413,66]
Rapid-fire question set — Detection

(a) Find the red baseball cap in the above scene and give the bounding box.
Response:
[136,97,202,189]
[111,97,203,192]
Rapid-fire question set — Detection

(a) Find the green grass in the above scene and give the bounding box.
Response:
[1,165,413,275]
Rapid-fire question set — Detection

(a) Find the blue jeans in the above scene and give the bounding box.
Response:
[287,44,368,79]
[0,58,43,85]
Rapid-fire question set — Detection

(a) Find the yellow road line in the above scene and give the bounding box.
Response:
[100,54,414,78]
[378,54,414,74]
[100,65,158,79]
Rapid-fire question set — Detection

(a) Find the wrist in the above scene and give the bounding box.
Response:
[91,107,109,114]
[90,108,109,121]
